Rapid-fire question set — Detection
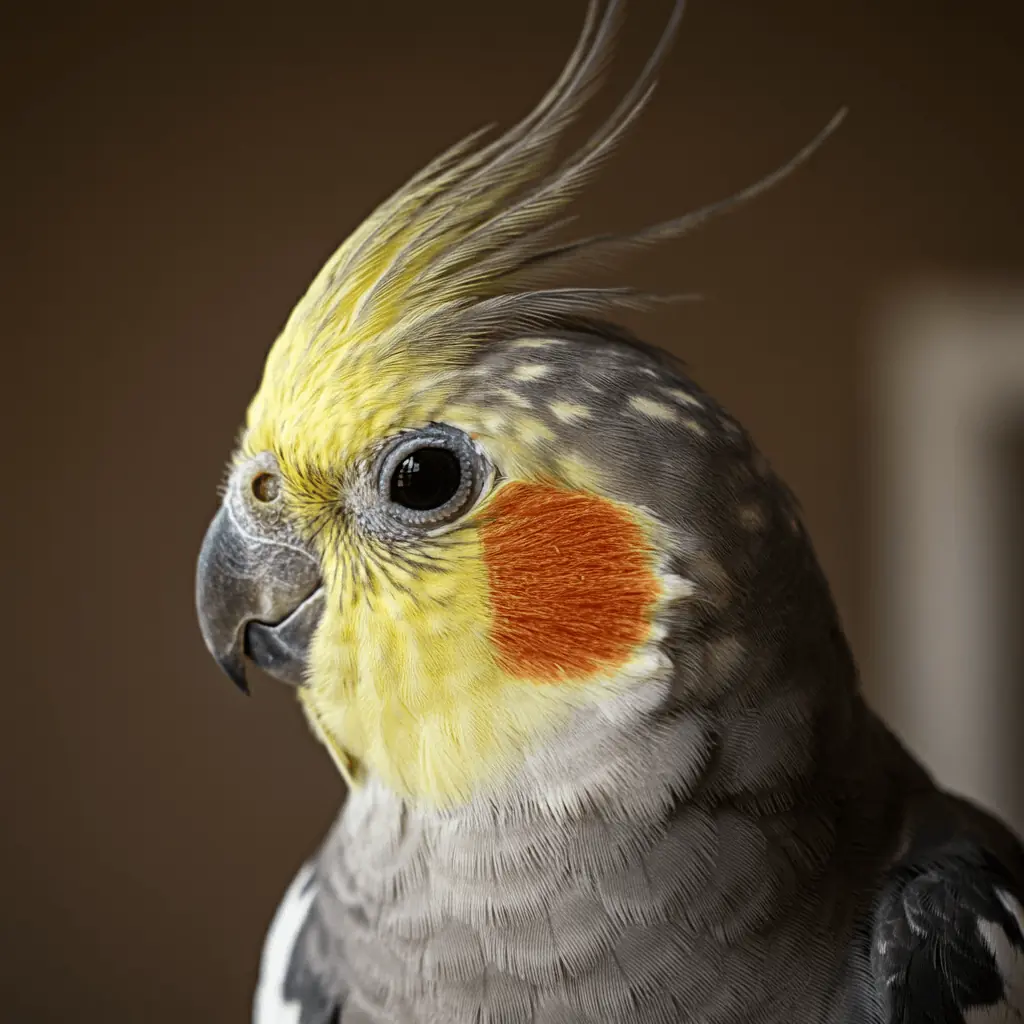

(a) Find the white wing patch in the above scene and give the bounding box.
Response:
[254,862,317,1024]
[998,890,1024,940]
[967,890,1024,1024]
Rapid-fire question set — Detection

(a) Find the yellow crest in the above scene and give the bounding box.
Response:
[244,0,843,474]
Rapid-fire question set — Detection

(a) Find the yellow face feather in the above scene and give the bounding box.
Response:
[233,0,841,805]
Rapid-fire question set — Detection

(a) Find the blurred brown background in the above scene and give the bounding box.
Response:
[3,0,1023,1020]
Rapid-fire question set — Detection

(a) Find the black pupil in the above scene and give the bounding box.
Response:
[390,447,462,511]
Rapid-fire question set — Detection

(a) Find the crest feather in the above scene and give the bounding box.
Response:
[252,0,844,447]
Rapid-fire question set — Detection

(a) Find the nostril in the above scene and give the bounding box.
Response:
[251,471,280,503]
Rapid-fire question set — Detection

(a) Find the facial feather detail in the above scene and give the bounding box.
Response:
[297,470,675,805]
[234,0,843,804]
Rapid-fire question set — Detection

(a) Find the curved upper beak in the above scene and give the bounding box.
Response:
[195,504,323,693]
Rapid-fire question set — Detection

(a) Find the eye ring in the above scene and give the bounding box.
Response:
[378,425,485,528]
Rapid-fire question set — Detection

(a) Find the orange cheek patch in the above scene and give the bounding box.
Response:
[479,482,660,681]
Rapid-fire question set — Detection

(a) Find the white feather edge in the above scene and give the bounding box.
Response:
[253,862,318,1024]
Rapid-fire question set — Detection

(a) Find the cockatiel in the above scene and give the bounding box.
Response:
[195,2,1024,1022]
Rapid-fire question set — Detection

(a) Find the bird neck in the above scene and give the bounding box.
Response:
[315,664,899,1022]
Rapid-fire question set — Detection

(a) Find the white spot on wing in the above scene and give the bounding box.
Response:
[512,363,551,381]
[511,338,561,350]
[628,395,677,421]
[254,862,317,1024]
[967,904,1024,1024]
[549,401,591,424]
[998,890,1024,937]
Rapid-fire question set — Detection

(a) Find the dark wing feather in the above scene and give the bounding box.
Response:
[873,834,1024,1024]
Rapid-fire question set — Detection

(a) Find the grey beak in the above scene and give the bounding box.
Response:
[196,504,323,693]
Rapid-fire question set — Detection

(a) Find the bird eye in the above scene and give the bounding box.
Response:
[379,426,485,528]
[390,447,462,511]
[251,471,280,503]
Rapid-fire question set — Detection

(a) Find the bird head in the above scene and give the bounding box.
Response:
[196,0,847,807]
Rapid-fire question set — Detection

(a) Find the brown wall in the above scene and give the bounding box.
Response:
[3,1,1023,1019]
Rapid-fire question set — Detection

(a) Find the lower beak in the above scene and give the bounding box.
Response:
[195,505,323,693]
